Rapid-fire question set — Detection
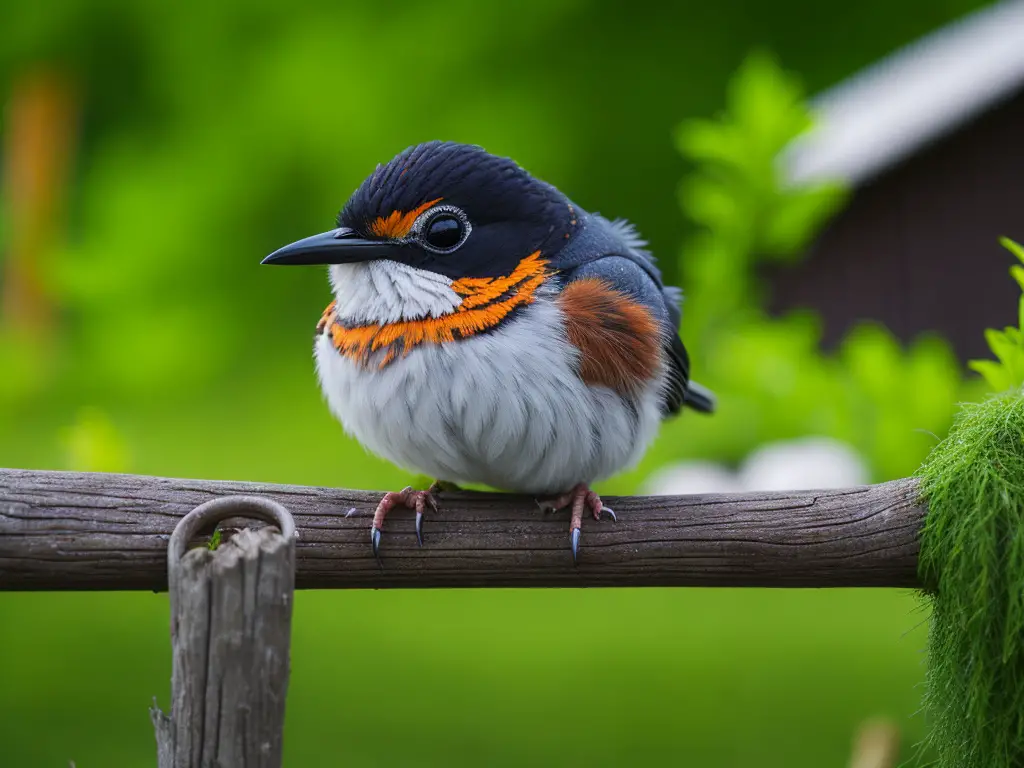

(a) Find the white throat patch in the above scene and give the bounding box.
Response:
[329,261,463,325]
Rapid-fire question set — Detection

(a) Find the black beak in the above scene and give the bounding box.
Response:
[261,227,406,265]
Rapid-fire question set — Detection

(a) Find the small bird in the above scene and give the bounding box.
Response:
[263,141,715,562]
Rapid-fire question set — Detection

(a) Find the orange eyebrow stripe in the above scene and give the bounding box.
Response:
[321,251,551,367]
[368,198,442,239]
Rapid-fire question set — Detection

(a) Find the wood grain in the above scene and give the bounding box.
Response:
[0,468,926,590]
[151,496,295,768]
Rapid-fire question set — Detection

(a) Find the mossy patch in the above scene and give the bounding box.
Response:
[917,391,1024,767]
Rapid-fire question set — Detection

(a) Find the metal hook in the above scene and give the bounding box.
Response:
[168,495,295,594]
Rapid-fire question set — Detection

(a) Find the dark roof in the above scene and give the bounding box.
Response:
[779,0,1024,187]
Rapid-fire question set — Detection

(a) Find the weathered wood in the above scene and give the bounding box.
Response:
[0,468,926,590]
[151,496,295,768]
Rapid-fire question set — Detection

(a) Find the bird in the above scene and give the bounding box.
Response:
[262,140,715,563]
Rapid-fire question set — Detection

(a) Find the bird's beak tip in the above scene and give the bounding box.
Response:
[261,228,402,266]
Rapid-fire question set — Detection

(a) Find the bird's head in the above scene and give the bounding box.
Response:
[263,141,580,281]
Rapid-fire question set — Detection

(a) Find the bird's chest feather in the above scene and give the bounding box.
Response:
[313,260,666,494]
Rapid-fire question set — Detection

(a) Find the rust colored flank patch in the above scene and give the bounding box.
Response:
[319,251,551,368]
[557,277,661,395]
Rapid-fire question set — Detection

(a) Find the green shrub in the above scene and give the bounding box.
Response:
[917,237,1024,768]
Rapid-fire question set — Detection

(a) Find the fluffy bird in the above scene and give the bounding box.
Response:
[263,141,715,562]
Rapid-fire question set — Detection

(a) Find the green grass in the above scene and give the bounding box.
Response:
[917,392,1024,767]
[0,588,931,767]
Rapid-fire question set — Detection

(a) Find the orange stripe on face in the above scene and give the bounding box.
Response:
[368,198,442,239]
[321,251,550,367]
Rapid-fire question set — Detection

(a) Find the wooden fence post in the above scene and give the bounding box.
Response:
[150,496,297,768]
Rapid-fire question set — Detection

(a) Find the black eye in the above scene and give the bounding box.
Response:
[423,213,465,252]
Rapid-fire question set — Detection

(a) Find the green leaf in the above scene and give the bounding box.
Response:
[674,119,744,165]
[1001,236,1024,265]
[1011,265,1024,294]
[761,183,849,257]
[984,328,1018,366]
[726,50,807,143]
[968,359,1013,392]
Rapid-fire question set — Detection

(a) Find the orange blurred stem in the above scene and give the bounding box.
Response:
[0,67,78,338]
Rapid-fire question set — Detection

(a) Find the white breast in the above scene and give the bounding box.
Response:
[313,291,666,495]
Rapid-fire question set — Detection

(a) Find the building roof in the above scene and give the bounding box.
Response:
[780,0,1024,187]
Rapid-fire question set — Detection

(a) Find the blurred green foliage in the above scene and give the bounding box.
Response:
[674,50,849,330]
[58,406,130,472]
[969,238,1024,392]
[0,1,998,766]
[613,51,986,494]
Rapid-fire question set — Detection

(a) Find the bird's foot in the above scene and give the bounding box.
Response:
[536,483,615,565]
[365,485,439,561]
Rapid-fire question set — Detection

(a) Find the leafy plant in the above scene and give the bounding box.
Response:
[968,238,1024,392]
[674,50,848,341]
[916,242,1024,766]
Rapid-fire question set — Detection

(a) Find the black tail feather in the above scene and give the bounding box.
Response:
[684,381,716,414]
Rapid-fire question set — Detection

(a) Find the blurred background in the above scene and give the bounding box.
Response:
[2,0,1022,765]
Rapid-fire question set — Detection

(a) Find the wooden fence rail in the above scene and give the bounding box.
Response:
[0,468,925,590]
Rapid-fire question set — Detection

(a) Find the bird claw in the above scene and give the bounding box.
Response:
[368,485,440,559]
[568,504,613,566]
[537,484,615,563]
[371,526,382,562]
[416,491,438,547]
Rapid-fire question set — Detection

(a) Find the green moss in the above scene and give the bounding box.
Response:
[917,391,1024,767]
